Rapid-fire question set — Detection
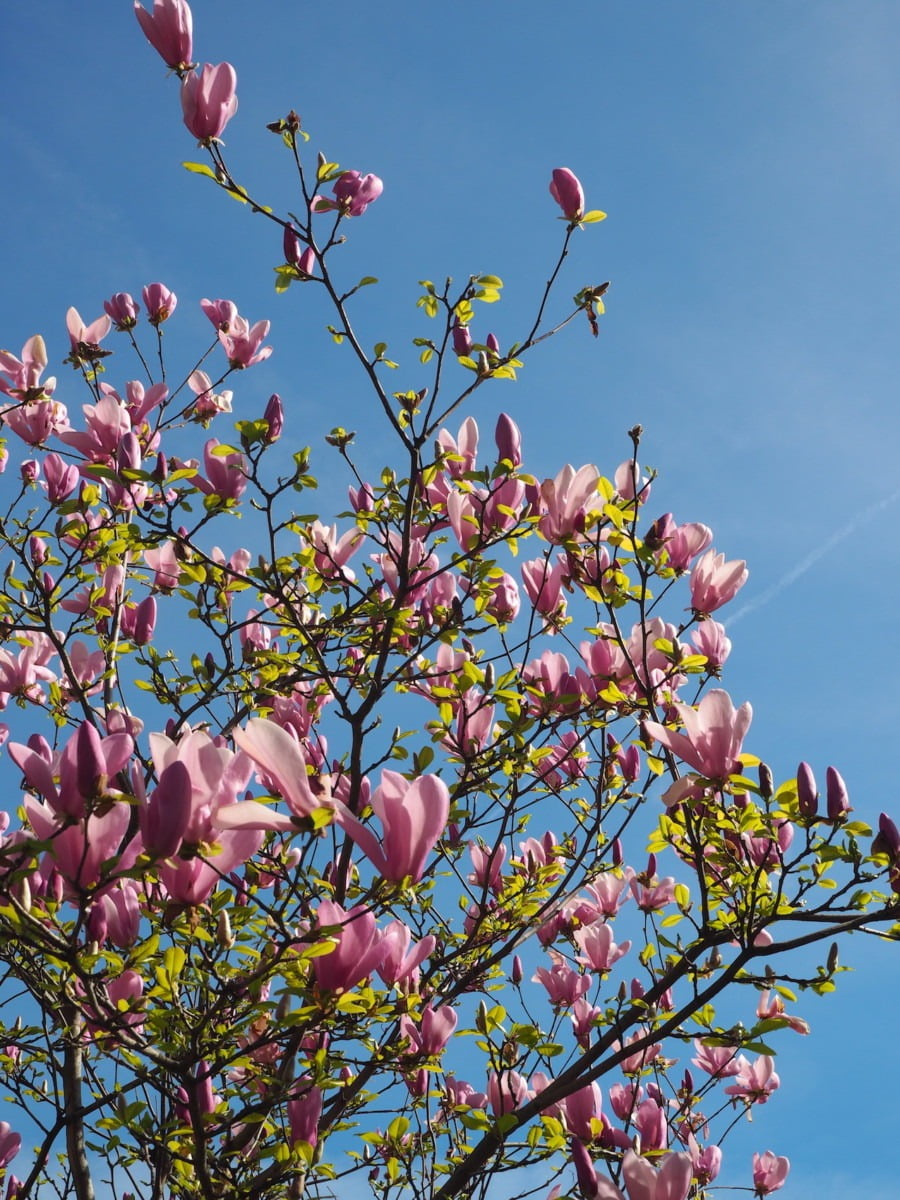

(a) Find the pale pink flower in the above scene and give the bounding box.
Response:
[644,688,752,781]
[622,1149,692,1200]
[689,549,748,613]
[724,1054,780,1105]
[181,63,238,143]
[752,1151,790,1195]
[539,464,602,542]
[218,316,272,369]
[574,922,631,974]
[335,769,450,883]
[66,306,111,354]
[690,620,731,671]
[665,521,712,571]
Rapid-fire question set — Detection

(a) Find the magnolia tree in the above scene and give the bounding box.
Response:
[0,4,897,1199]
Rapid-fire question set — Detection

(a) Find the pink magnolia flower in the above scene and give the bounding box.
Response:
[288,1082,323,1148]
[0,1122,21,1171]
[691,1039,740,1078]
[665,521,712,571]
[376,920,435,987]
[826,765,851,819]
[187,370,232,420]
[549,168,585,222]
[104,292,140,330]
[689,549,748,614]
[487,1070,530,1116]
[522,555,569,626]
[539,463,602,542]
[216,718,328,831]
[690,619,731,672]
[725,1054,780,1105]
[495,412,522,467]
[756,989,809,1035]
[195,439,247,503]
[0,334,56,399]
[561,1082,603,1141]
[144,541,180,591]
[574,922,631,974]
[315,170,384,216]
[66,306,111,356]
[621,1149,693,1200]
[312,900,386,993]
[335,769,450,883]
[533,958,591,1008]
[142,283,177,326]
[181,62,238,143]
[218,316,272,369]
[644,689,752,781]
[400,1005,457,1057]
[134,0,193,70]
[752,1151,790,1195]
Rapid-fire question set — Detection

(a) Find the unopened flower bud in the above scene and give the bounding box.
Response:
[796,761,818,817]
[825,766,851,820]
[263,393,284,443]
[758,762,774,800]
[511,955,523,985]
[452,321,472,357]
[217,909,235,949]
[20,460,38,484]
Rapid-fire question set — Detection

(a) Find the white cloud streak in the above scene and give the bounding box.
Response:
[725,487,900,628]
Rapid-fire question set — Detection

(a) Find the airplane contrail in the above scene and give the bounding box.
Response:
[725,487,900,628]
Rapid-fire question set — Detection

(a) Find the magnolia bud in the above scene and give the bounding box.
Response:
[796,761,818,817]
[217,909,235,949]
[263,393,284,443]
[758,762,774,800]
[511,955,523,986]
[825,766,850,820]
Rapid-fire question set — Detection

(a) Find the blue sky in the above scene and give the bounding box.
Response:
[2,0,900,1194]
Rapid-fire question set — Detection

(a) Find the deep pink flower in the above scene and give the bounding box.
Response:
[288,1082,323,1148]
[312,900,385,993]
[549,168,585,222]
[332,170,383,216]
[181,62,238,143]
[644,689,752,781]
[689,549,748,613]
[142,283,177,326]
[335,769,450,883]
[825,765,851,820]
[134,0,193,70]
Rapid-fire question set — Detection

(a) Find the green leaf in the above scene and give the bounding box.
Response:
[581,210,608,223]
[182,161,217,179]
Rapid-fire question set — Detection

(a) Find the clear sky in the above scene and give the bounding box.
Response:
[2,1,900,1194]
